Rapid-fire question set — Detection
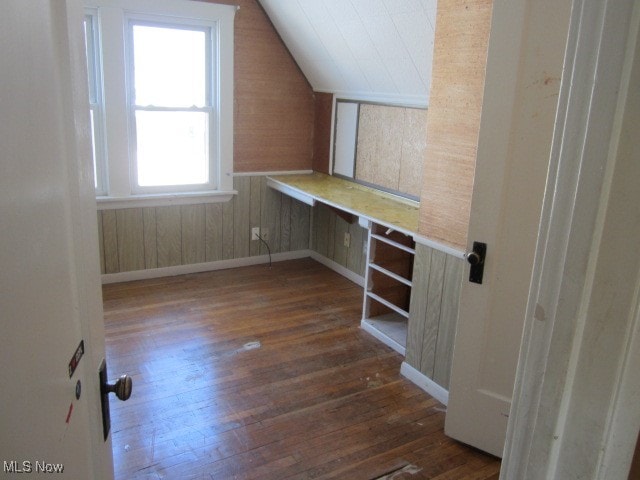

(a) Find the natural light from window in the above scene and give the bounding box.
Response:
[132,24,211,187]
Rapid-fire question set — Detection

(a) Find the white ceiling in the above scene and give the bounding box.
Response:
[258,0,437,106]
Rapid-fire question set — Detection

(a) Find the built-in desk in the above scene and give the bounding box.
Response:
[267,172,420,355]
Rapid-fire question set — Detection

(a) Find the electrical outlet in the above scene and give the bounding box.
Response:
[343,232,351,248]
[251,227,260,241]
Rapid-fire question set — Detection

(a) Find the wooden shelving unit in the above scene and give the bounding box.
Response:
[361,224,416,355]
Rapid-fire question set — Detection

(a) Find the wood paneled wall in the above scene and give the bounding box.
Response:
[418,0,494,250]
[310,203,367,278]
[97,177,310,274]
[405,243,464,389]
[203,0,315,172]
[355,104,427,198]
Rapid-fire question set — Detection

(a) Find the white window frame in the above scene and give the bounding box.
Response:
[84,10,108,196]
[84,0,236,208]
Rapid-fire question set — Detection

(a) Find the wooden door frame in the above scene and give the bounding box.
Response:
[501,0,640,478]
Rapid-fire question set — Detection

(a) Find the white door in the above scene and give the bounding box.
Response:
[444,0,572,457]
[0,1,113,478]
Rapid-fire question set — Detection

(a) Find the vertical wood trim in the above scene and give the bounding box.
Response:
[222,194,234,260]
[346,222,364,275]
[116,208,145,272]
[406,243,432,369]
[333,215,350,266]
[249,176,262,257]
[205,203,223,262]
[181,204,206,265]
[233,176,251,259]
[156,205,182,268]
[260,176,281,255]
[97,211,105,275]
[420,249,446,376]
[102,209,119,274]
[280,194,291,252]
[313,203,329,258]
[326,211,336,261]
[433,255,464,389]
[143,207,157,269]
[290,200,310,251]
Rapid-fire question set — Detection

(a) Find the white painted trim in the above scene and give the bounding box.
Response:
[101,250,311,284]
[231,170,313,177]
[96,191,236,209]
[502,0,639,478]
[412,234,466,259]
[360,320,406,355]
[322,90,428,109]
[400,362,449,406]
[308,251,365,287]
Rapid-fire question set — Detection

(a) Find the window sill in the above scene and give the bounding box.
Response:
[96,190,237,210]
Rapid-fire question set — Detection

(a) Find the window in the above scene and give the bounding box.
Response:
[84,0,236,206]
[84,12,107,195]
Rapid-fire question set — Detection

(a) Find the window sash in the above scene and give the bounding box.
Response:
[125,17,218,194]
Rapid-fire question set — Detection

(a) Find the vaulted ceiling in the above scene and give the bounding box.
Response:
[258,0,437,106]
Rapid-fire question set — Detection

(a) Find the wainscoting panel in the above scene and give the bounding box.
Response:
[405,243,464,389]
[310,202,367,278]
[97,176,311,275]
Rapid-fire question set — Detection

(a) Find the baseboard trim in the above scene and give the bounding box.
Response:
[101,250,312,284]
[400,361,449,406]
[309,251,365,287]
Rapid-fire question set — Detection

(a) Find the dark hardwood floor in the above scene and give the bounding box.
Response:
[102,258,500,479]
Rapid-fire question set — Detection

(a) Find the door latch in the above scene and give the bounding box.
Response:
[466,241,487,284]
[99,359,132,440]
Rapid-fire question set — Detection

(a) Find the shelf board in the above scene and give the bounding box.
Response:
[370,233,416,254]
[368,262,413,287]
[361,313,407,355]
[366,292,409,318]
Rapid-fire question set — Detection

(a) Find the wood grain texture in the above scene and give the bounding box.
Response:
[142,208,157,269]
[156,206,182,268]
[116,208,145,272]
[201,0,314,172]
[97,211,105,274]
[418,0,494,250]
[97,176,311,275]
[406,243,432,369]
[313,92,333,174]
[205,203,223,262]
[180,205,206,265]
[311,202,368,277]
[405,243,464,389]
[102,209,119,274]
[420,249,446,376]
[103,259,500,479]
[433,255,464,388]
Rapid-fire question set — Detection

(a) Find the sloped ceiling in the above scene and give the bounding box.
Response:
[258,0,437,106]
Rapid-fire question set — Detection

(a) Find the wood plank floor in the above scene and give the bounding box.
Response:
[102,258,500,479]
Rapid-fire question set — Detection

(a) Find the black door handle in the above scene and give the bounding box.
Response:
[466,242,487,284]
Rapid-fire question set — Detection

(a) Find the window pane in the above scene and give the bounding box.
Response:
[132,24,207,107]
[89,109,98,189]
[135,111,209,187]
[84,15,98,105]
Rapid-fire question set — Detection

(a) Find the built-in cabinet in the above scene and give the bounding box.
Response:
[361,223,416,355]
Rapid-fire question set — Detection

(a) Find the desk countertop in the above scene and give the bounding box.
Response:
[267,173,420,235]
